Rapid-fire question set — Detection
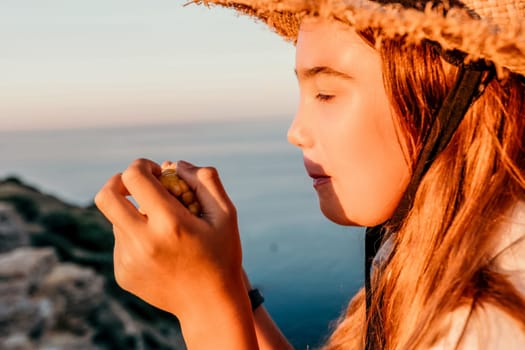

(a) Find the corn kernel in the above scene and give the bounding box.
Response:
[188,202,201,216]
[181,191,194,205]
[179,180,189,193]
[159,163,201,216]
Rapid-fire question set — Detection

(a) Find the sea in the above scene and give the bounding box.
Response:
[0,117,364,349]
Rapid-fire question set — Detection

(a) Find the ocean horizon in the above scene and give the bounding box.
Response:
[0,117,364,349]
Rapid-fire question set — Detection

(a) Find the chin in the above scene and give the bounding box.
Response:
[319,202,357,226]
[316,185,396,227]
[319,201,393,227]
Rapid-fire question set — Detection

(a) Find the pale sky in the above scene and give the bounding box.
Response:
[0,1,297,131]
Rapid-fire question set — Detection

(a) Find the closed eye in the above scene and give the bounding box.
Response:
[316,93,335,102]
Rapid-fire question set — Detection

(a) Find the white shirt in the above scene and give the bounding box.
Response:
[431,201,525,349]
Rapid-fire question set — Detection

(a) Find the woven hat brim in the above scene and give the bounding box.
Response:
[191,0,525,77]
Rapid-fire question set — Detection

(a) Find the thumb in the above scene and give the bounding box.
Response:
[176,161,236,220]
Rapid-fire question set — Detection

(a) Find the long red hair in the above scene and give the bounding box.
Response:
[322,34,525,350]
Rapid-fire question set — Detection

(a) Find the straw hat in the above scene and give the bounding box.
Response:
[190,0,525,77]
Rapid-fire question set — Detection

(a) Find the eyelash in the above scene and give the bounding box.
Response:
[316,93,335,102]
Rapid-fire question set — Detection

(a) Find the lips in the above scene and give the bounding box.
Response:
[303,158,331,187]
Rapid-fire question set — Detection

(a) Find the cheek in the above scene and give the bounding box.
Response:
[326,97,410,226]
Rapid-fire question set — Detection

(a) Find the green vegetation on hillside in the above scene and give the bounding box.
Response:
[0,175,186,350]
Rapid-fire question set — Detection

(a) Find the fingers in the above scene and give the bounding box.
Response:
[98,158,232,232]
[121,158,179,218]
[176,161,236,222]
[95,173,146,232]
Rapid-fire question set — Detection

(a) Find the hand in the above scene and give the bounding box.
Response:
[95,158,244,319]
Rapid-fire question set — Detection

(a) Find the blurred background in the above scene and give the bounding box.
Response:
[1,0,298,131]
[0,2,364,349]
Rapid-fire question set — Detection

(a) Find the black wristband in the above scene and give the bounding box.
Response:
[248,288,265,311]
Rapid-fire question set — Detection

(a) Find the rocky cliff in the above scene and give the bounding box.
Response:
[0,177,187,350]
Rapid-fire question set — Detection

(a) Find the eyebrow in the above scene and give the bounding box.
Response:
[294,66,353,81]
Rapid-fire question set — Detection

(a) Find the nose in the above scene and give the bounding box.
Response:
[287,108,312,149]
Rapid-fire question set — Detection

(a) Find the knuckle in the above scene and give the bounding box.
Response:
[197,166,219,182]
[130,158,150,168]
[156,216,179,237]
[227,203,238,218]
[221,204,238,225]
[121,165,145,187]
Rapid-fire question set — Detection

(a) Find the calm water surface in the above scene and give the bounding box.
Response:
[0,117,364,349]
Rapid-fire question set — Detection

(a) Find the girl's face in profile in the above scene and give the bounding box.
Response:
[288,18,410,226]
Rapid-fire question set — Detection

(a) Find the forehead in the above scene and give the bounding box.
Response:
[296,17,377,70]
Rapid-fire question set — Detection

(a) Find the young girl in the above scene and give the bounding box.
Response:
[95,0,525,349]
